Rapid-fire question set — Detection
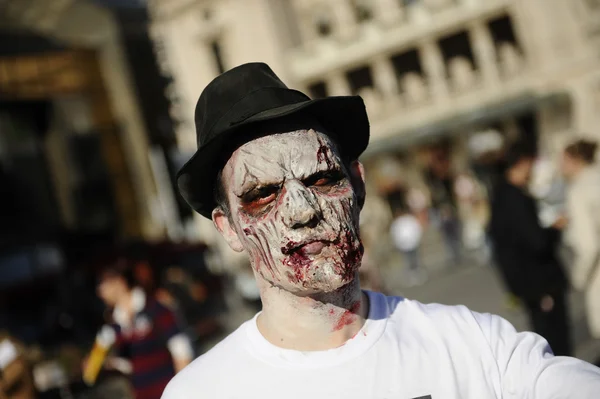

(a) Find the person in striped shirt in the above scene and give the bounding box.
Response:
[93,259,193,399]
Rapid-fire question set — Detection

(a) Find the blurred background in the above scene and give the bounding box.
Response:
[0,0,600,397]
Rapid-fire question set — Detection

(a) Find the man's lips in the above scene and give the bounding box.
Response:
[281,240,330,255]
[298,241,326,255]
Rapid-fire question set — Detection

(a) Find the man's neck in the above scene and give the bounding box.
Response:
[255,274,369,351]
[114,289,134,325]
[505,171,525,190]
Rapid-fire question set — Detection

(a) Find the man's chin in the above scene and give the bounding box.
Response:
[288,268,357,294]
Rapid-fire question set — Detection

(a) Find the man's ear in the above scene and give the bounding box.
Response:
[349,160,366,210]
[212,208,244,252]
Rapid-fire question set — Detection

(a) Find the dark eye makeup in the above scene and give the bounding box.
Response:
[303,170,345,188]
[239,169,346,208]
[240,184,281,204]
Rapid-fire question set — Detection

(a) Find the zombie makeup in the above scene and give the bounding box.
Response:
[221,129,364,294]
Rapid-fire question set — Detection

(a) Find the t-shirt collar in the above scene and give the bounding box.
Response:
[243,290,389,369]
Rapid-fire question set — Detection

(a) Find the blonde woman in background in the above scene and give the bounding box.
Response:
[561,139,600,352]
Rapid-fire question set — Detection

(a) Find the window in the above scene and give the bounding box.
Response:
[488,15,519,49]
[391,48,423,79]
[346,65,374,94]
[438,30,477,70]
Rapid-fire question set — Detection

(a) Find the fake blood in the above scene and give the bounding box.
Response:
[332,300,361,331]
[316,144,335,170]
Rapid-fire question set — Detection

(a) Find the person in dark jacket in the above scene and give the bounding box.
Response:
[489,142,571,356]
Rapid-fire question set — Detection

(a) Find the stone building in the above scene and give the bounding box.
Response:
[148,0,600,258]
[0,0,171,241]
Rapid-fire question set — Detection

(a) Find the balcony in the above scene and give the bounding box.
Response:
[286,0,513,81]
[300,9,532,146]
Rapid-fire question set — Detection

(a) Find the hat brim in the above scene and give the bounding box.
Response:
[176,95,370,219]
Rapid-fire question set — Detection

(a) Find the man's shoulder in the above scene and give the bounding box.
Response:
[161,324,249,397]
[380,293,495,336]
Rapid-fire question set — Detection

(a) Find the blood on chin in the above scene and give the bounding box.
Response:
[281,240,364,292]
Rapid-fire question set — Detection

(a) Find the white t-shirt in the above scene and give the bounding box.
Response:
[162,291,600,399]
[390,215,423,252]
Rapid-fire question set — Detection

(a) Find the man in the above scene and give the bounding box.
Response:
[389,198,426,286]
[163,63,600,398]
[489,142,571,356]
[92,258,193,399]
[425,146,463,266]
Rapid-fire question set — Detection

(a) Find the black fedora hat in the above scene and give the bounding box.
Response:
[176,62,370,219]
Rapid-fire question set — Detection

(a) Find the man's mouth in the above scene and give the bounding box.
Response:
[298,241,326,255]
[281,239,330,256]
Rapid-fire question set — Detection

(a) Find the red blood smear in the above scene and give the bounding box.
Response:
[281,240,301,254]
[316,145,335,170]
[332,300,361,331]
[284,230,363,284]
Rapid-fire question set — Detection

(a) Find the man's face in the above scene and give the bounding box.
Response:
[97,274,125,307]
[517,157,535,186]
[560,152,578,180]
[214,130,364,294]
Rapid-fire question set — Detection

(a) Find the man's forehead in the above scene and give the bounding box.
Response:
[225,130,341,191]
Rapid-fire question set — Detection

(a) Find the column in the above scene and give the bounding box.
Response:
[327,70,352,96]
[297,9,319,51]
[420,39,449,102]
[330,0,357,41]
[372,56,399,99]
[470,21,501,89]
[374,0,404,27]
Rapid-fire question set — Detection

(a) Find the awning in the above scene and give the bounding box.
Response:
[362,91,569,158]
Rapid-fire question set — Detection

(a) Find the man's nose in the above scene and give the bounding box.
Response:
[280,180,321,229]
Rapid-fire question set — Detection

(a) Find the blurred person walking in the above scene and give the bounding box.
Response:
[561,139,600,355]
[489,142,571,355]
[426,149,463,266]
[86,259,193,399]
[390,201,426,286]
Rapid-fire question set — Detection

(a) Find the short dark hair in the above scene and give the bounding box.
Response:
[214,167,231,218]
[98,258,136,290]
[565,139,597,164]
[503,141,536,170]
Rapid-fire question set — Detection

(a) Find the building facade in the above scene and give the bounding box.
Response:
[148,0,600,260]
[1,0,169,240]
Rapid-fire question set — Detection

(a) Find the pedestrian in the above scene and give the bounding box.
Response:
[426,150,463,266]
[390,202,426,286]
[88,258,194,399]
[561,139,600,360]
[163,63,600,398]
[489,141,571,356]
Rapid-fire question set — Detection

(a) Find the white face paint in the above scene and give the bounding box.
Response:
[220,130,364,294]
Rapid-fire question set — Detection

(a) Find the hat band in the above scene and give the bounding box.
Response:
[200,87,310,147]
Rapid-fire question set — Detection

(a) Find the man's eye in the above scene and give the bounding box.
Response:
[306,171,343,187]
[254,192,276,205]
[313,177,333,186]
[244,186,279,205]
